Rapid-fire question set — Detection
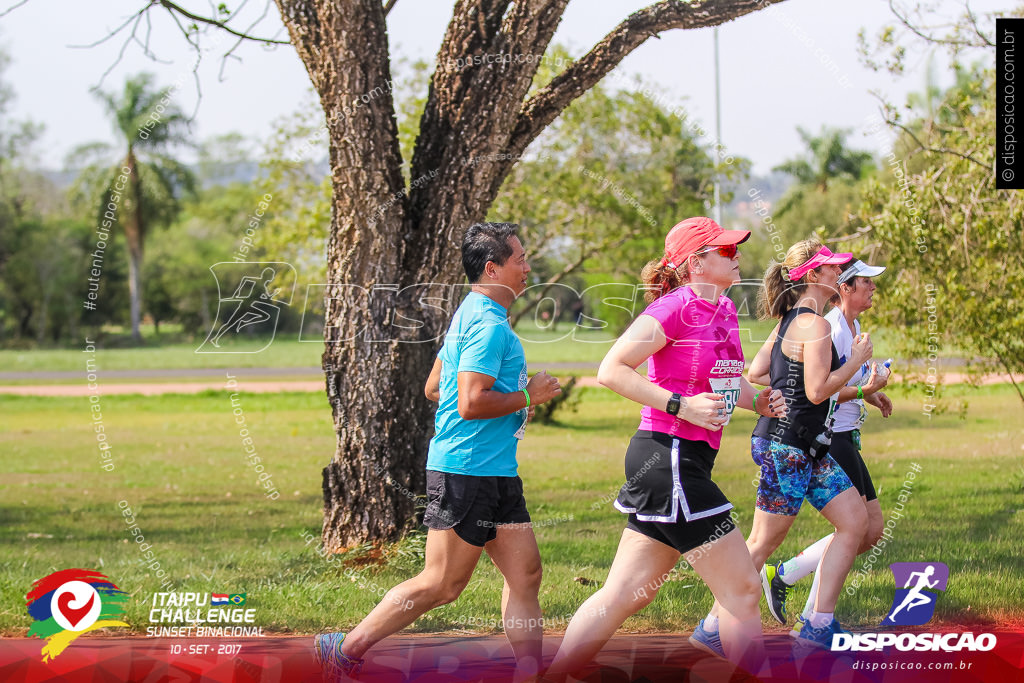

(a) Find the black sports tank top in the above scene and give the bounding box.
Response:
[752,306,840,449]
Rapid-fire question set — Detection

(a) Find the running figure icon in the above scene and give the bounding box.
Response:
[883,562,949,626]
[209,267,281,347]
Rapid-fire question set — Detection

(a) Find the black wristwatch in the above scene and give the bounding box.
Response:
[666,392,682,416]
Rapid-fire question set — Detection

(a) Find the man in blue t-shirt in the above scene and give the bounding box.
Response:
[315,223,561,681]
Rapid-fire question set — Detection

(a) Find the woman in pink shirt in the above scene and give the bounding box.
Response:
[544,217,787,679]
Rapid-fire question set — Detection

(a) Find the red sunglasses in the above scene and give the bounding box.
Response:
[694,243,739,259]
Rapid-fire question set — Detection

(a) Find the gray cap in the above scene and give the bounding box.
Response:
[838,260,886,284]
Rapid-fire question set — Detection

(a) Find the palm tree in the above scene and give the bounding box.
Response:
[774,126,874,194]
[69,73,195,342]
[770,126,875,226]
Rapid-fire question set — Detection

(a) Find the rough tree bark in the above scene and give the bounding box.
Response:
[271,0,787,551]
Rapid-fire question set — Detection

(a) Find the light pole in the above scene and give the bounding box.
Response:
[713,26,723,226]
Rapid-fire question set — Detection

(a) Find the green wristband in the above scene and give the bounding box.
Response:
[857,385,864,400]
[522,389,531,407]
[753,390,760,412]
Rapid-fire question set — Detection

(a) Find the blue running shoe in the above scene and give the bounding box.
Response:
[314,632,364,680]
[795,617,847,649]
[761,562,793,624]
[688,619,725,658]
[792,616,850,639]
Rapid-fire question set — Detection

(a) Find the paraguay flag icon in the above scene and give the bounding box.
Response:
[883,562,949,626]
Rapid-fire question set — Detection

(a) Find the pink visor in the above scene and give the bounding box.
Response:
[786,246,853,282]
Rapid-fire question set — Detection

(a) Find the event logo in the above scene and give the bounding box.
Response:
[197,262,296,353]
[26,569,128,662]
[146,591,263,638]
[884,562,949,626]
[832,561,995,653]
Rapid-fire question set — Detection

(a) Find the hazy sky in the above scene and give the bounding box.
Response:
[0,0,1006,174]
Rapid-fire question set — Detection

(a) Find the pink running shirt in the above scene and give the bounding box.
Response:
[637,285,745,449]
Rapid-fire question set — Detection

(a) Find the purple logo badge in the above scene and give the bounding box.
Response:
[883,562,949,626]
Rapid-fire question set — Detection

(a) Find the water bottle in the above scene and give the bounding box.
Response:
[809,413,835,461]
[861,358,894,380]
[809,426,833,460]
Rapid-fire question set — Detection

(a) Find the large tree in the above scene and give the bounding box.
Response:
[107,0,786,549]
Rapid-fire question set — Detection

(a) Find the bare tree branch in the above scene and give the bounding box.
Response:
[69,8,149,49]
[217,0,278,80]
[90,12,148,89]
[964,0,996,47]
[884,114,990,169]
[888,0,992,48]
[156,0,290,44]
[383,0,398,16]
[0,0,30,19]
[496,0,787,191]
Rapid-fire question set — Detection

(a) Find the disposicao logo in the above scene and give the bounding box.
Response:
[26,569,129,661]
[832,561,997,653]
[884,562,949,626]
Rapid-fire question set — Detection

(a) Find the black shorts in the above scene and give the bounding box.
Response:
[422,470,531,547]
[614,431,733,522]
[614,431,736,554]
[829,431,877,501]
[627,511,737,555]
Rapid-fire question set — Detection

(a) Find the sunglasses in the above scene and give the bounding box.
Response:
[694,243,739,259]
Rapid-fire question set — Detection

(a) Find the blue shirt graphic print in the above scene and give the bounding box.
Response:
[427,292,528,477]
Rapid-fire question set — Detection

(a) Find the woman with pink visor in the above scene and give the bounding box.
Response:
[699,238,873,649]
[543,217,787,679]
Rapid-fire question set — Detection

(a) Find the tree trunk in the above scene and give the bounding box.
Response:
[274,0,786,550]
[122,149,145,344]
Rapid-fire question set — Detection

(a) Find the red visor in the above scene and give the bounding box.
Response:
[662,217,750,269]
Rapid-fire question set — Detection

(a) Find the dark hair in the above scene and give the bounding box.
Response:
[830,260,859,304]
[462,222,520,283]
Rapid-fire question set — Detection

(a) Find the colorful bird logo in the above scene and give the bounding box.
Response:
[26,569,129,662]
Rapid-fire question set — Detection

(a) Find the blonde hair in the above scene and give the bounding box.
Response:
[640,258,692,304]
[757,238,824,319]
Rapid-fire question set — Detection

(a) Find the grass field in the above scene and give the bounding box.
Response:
[0,318,905,377]
[1,383,1021,636]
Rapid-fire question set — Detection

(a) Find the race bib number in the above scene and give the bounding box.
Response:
[826,392,840,426]
[513,412,527,440]
[514,368,528,440]
[709,376,742,426]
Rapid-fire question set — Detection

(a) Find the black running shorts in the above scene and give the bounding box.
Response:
[828,431,877,501]
[422,470,531,547]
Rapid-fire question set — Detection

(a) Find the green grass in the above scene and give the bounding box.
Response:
[1,385,1021,635]
[0,317,899,377]
[0,338,325,373]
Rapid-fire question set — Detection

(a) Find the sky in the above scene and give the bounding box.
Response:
[0,0,1007,175]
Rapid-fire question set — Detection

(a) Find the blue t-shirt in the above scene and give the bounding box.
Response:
[427,291,528,477]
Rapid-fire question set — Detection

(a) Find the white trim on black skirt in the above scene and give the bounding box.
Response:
[614,437,733,523]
